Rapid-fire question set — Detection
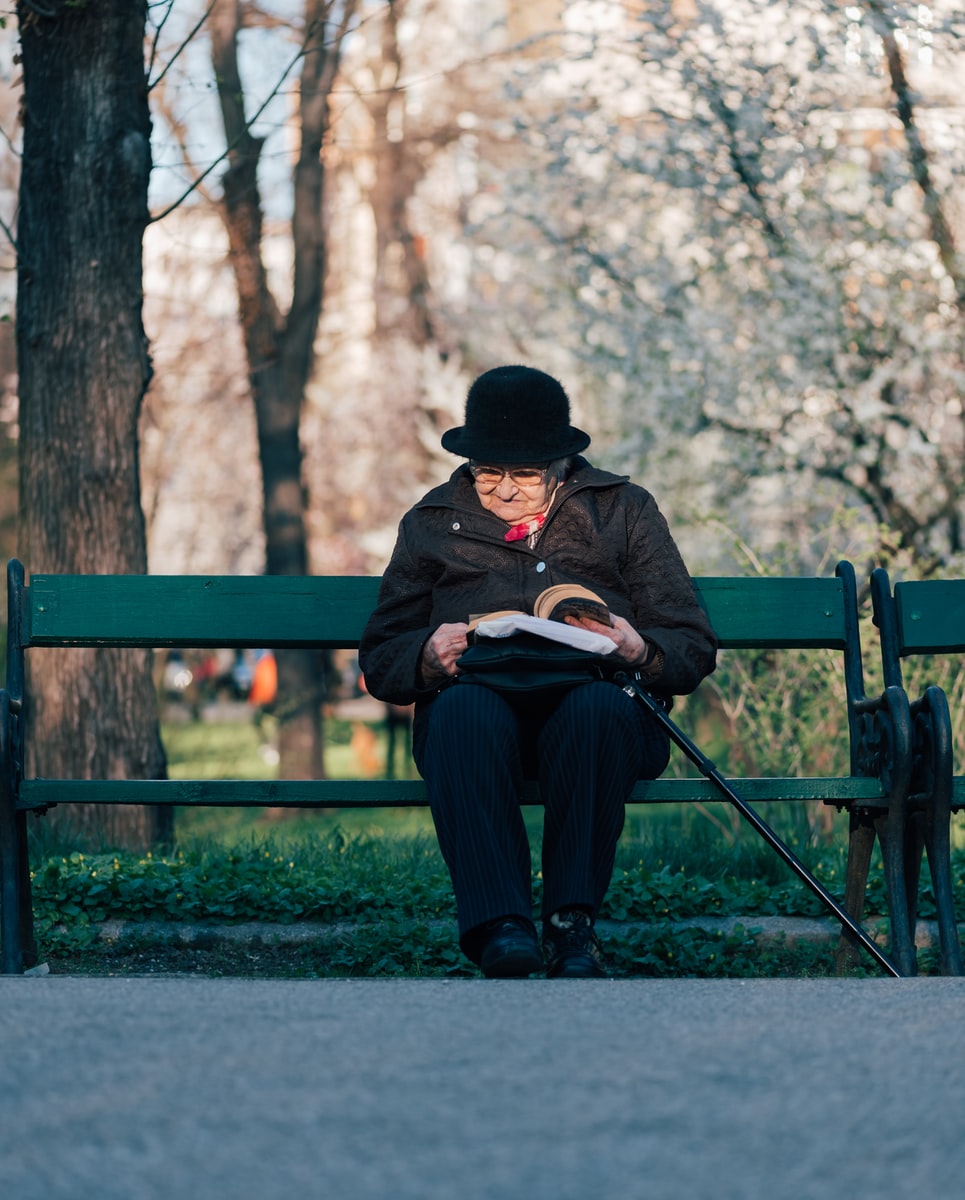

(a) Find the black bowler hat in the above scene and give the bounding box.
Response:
[441,365,591,462]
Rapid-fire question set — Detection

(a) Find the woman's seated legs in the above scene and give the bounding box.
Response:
[414,678,670,971]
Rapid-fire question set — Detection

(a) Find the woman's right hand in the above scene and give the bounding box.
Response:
[420,622,470,683]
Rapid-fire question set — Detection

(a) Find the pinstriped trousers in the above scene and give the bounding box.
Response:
[412,679,670,962]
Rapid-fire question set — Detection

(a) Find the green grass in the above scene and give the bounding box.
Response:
[162,713,433,842]
[163,718,278,781]
[163,712,411,782]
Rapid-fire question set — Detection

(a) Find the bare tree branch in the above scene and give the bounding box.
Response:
[0,212,16,254]
[865,0,965,308]
[150,74,219,208]
[150,3,310,223]
[705,89,788,252]
[149,4,218,91]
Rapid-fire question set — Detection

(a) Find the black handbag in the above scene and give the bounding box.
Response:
[455,633,612,694]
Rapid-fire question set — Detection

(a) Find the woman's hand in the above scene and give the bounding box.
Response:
[420,622,470,683]
[565,613,650,667]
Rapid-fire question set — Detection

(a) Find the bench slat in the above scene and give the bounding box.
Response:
[17,775,887,811]
[26,575,384,648]
[693,576,849,649]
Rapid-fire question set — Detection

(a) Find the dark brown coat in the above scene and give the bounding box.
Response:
[359,459,717,707]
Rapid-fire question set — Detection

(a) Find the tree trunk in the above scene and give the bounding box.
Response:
[16,0,169,849]
[368,1,436,345]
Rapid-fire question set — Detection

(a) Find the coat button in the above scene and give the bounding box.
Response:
[536,561,546,573]
[452,522,461,531]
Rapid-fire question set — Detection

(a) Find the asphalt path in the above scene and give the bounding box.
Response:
[1,976,963,1200]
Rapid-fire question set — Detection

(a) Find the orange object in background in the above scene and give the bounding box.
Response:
[350,722,382,777]
[248,652,277,707]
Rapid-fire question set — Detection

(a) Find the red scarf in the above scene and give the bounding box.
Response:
[504,511,546,543]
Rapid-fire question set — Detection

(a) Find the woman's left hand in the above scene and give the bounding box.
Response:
[565,613,650,667]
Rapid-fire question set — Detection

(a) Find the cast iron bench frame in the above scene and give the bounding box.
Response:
[867,567,965,976]
[0,556,951,976]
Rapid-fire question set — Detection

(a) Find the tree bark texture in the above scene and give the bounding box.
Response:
[16,0,169,849]
[211,0,355,779]
[367,0,436,345]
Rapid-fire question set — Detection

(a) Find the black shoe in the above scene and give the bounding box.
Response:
[478,917,544,978]
[543,908,607,979]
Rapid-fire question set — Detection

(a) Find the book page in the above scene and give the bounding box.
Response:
[471,613,618,655]
[533,584,611,625]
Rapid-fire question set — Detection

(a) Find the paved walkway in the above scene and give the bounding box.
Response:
[2,976,963,1199]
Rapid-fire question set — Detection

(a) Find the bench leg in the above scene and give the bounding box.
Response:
[923,802,963,975]
[898,803,965,976]
[17,812,38,970]
[875,803,918,977]
[865,708,963,979]
[0,693,24,974]
[845,687,918,976]
[835,812,876,974]
[902,812,925,952]
[915,688,963,976]
[0,785,23,975]
[835,805,920,979]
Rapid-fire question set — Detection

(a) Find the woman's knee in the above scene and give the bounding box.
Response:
[548,681,670,777]
[555,680,638,727]
[432,681,517,727]
[414,682,519,772]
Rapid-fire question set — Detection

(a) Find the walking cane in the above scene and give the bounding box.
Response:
[614,672,902,978]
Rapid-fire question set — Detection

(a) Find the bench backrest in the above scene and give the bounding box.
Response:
[3,560,882,812]
[893,580,965,656]
[871,569,965,693]
[12,569,857,653]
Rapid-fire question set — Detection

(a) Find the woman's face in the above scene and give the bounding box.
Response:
[471,465,554,524]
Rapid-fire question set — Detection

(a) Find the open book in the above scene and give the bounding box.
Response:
[467,584,617,655]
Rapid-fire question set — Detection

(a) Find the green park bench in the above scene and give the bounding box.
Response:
[866,568,965,976]
[1,556,958,977]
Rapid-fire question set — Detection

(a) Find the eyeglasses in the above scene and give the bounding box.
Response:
[470,464,550,489]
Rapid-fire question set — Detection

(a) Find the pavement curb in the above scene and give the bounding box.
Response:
[84,914,956,951]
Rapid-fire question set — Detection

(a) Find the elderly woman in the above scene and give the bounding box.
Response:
[359,365,717,978]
